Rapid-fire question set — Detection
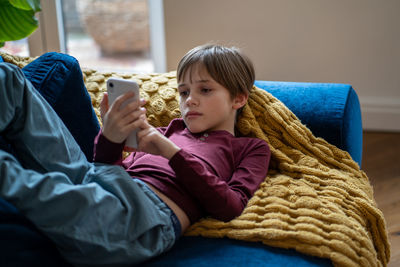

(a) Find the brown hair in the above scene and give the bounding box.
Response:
[177,44,255,99]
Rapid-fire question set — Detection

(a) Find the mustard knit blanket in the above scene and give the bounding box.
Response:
[1,52,390,267]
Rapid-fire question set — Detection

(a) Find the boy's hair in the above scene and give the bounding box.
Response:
[177,44,255,99]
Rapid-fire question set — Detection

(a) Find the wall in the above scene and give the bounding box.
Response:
[163,0,400,131]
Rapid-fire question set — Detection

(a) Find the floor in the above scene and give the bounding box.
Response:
[362,131,400,266]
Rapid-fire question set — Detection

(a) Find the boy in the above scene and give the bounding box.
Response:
[0,44,270,266]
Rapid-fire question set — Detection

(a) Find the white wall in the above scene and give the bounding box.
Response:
[163,0,400,131]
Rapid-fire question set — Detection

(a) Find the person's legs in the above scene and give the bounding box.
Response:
[0,63,176,265]
[0,150,176,266]
[0,62,90,181]
[22,52,100,161]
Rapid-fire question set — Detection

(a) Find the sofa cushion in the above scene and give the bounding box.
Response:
[145,236,332,266]
[0,198,70,267]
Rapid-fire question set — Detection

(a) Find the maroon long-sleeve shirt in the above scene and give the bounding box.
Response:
[93,118,270,223]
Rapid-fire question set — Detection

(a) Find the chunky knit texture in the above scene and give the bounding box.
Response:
[1,52,390,267]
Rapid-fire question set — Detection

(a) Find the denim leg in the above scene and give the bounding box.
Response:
[22,52,100,161]
[0,151,176,266]
[0,62,90,182]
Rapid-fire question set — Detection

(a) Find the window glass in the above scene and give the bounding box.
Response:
[0,38,29,57]
[62,0,153,73]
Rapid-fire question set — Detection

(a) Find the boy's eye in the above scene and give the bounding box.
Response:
[201,88,211,93]
[179,90,189,97]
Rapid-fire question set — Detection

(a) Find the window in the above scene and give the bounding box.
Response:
[1,0,166,73]
[61,0,154,73]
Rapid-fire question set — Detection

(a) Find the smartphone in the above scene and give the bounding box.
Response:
[106,78,140,148]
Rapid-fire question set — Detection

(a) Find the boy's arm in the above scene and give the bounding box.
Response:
[93,130,125,165]
[94,115,171,165]
[169,140,271,222]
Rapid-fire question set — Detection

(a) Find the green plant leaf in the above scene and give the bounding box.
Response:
[10,0,41,12]
[0,0,39,43]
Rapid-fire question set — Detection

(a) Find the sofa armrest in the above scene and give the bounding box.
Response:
[254,81,363,167]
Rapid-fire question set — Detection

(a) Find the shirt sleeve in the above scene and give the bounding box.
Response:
[169,140,271,222]
[93,130,125,165]
[93,126,168,165]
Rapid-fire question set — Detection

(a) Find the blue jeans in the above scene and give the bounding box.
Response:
[0,52,100,160]
[0,63,177,266]
[22,52,101,161]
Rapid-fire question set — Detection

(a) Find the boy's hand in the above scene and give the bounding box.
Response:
[99,92,109,123]
[101,92,146,144]
[136,114,181,160]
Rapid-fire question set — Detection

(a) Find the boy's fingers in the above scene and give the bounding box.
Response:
[119,109,146,131]
[119,99,143,118]
[137,124,151,139]
[100,93,109,119]
[118,107,146,127]
[111,91,135,111]
[100,93,108,107]
[138,114,150,129]
[117,91,135,104]
[112,92,142,116]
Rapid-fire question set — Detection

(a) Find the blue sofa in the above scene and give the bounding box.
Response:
[0,53,362,266]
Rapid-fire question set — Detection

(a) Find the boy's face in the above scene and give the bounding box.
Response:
[178,64,247,135]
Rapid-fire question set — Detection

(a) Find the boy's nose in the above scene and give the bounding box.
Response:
[186,94,198,106]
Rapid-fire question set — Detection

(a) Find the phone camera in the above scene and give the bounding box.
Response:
[109,82,114,88]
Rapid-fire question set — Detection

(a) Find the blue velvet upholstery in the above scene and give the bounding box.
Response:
[144,237,332,267]
[0,198,70,267]
[0,53,363,266]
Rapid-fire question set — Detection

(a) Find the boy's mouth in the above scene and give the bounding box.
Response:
[185,111,202,119]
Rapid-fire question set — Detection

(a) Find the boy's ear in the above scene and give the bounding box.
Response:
[233,93,248,110]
